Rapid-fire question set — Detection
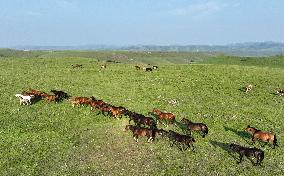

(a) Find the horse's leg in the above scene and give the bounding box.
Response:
[237,154,243,164]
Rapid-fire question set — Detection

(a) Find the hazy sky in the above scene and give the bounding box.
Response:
[0,0,284,46]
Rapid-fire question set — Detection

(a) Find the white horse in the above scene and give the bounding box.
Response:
[15,94,34,105]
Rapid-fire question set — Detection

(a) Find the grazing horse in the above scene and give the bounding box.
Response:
[125,111,157,128]
[15,94,34,105]
[124,125,158,142]
[245,125,278,148]
[152,108,175,125]
[166,130,195,151]
[181,118,208,138]
[245,84,253,93]
[229,143,264,166]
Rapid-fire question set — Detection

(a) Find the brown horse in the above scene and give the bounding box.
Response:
[245,125,278,148]
[124,125,159,142]
[125,110,157,128]
[166,130,195,151]
[108,106,127,118]
[152,108,175,125]
[181,118,208,138]
[70,97,92,107]
[229,143,264,166]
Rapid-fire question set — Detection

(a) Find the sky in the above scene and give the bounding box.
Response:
[0,0,284,47]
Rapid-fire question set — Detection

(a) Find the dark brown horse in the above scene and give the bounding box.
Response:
[245,125,278,148]
[181,118,208,138]
[124,125,159,142]
[229,143,264,166]
[50,90,70,100]
[152,108,175,125]
[125,111,157,128]
[166,130,195,151]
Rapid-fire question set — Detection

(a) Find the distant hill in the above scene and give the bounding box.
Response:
[7,41,284,56]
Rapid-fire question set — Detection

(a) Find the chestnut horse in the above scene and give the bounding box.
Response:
[245,125,278,148]
[152,108,175,125]
[181,118,208,138]
[124,125,159,142]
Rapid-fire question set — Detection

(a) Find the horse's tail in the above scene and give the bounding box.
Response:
[257,150,265,164]
[204,125,208,134]
[273,134,279,147]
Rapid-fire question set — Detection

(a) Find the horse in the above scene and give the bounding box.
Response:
[70,97,92,107]
[145,67,152,72]
[135,65,141,70]
[15,94,34,105]
[89,99,106,110]
[124,125,158,142]
[108,106,127,119]
[166,130,195,151]
[229,143,264,166]
[245,125,278,148]
[72,64,83,68]
[94,104,112,117]
[181,118,208,138]
[276,88,284,96]
[101,64,107,69]
[152,108,176,125]
[50,90,70,100]
[44,94,60,103]
[245,84,253,93]
[125,110,157,128]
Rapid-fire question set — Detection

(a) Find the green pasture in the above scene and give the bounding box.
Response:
[0,53,283,175]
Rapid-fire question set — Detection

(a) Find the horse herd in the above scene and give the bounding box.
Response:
[15,87,281,166]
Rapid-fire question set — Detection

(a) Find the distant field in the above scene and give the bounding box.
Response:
[0,52,284,175]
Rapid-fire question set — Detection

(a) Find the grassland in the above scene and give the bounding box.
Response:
[0,51,284,175]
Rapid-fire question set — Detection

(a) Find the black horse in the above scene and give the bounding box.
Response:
[229,143,264,166]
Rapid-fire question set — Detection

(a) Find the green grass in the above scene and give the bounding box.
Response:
[0,54,284,175]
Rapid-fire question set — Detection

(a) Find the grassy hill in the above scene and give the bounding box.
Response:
[0,53,284,175]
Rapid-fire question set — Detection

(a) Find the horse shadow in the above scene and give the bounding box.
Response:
[209,140,237,160]
[174,121,190,134]
[31,96,43,104]
[224,126,251,143]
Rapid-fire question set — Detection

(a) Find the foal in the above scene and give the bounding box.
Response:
[181,118,208,138]
[245,125,278,148]
[229,143,264,166]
